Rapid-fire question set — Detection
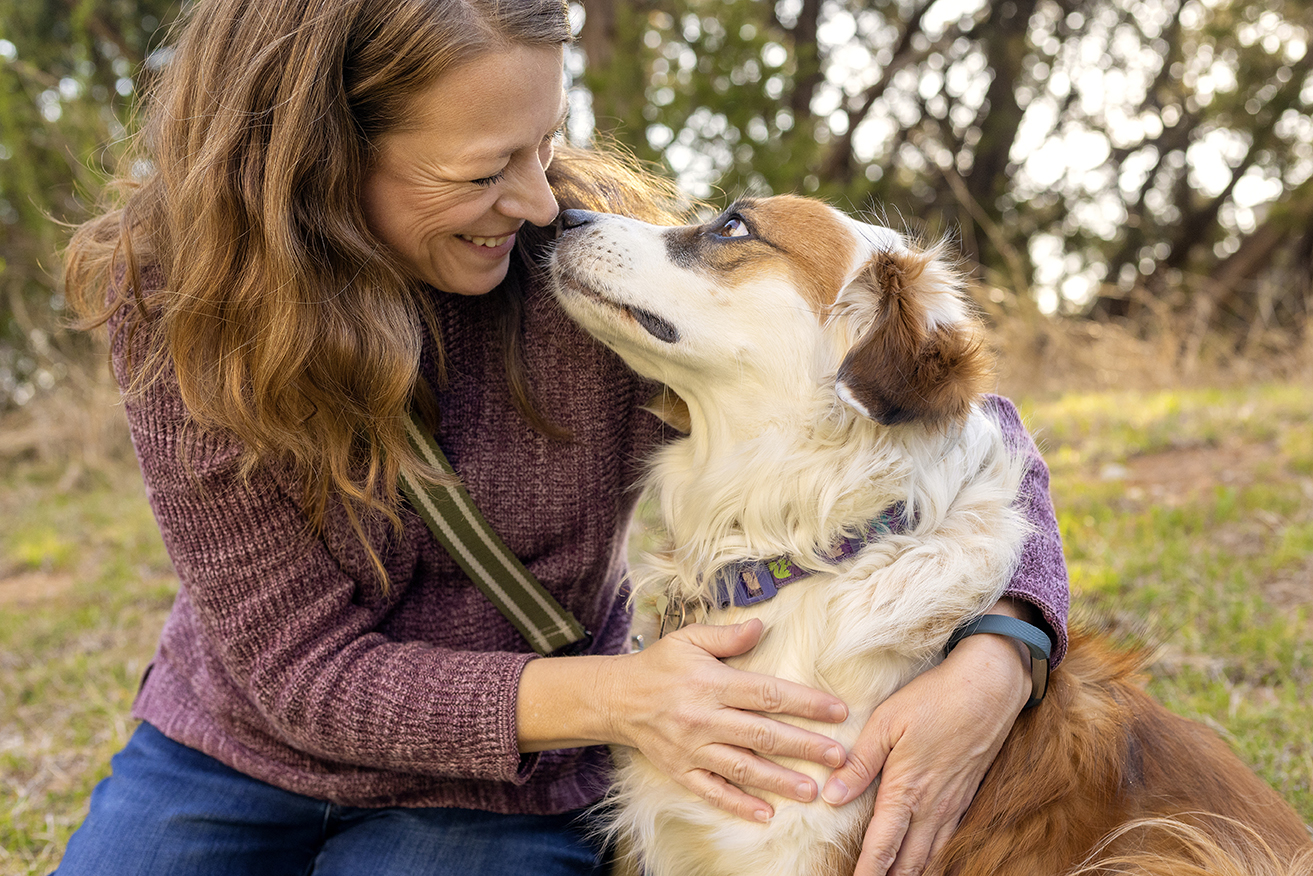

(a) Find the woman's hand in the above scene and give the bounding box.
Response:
[604,619,851,822]
[819,615,1032,876]
[518,618,849,823]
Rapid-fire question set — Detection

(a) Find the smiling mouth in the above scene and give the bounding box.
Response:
[459,233,513,248]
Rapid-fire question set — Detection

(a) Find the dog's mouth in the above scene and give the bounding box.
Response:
[626,306,680,344]
[553,267,681,345]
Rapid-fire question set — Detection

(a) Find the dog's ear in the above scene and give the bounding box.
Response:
[834,245,992,427]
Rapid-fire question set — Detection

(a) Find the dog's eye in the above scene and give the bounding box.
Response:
[714,216,751,239]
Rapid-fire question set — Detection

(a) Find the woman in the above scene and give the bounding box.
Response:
[59,1,1070,874]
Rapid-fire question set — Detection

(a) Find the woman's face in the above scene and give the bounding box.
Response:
[362,44,566,296]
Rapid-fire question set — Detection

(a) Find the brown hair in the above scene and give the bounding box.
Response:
[64,0,686,581]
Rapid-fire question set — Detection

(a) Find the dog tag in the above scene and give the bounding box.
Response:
[657,594,687,638]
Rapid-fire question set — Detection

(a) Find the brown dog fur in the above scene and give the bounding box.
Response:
[552,197,1311,875]
[925,628,1312,875]
[836,246,992,427]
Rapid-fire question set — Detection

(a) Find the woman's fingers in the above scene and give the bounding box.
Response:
[676,617,767,659]
[717,708,847,771]
[671,621,848,774]
[678,767,777,823]
[839,630,1030,875]
[608,620,855,819]
[679,621,850,724]
[717,666,851,725]
[701,739,826,801]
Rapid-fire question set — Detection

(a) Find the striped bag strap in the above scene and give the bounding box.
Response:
[400,410,589,656]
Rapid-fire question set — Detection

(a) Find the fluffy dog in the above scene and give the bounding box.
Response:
[547,195,1312,876]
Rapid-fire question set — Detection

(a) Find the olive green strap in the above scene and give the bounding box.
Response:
[400,412,588,656]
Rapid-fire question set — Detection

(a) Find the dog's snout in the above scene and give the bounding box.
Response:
[556,209,598,236]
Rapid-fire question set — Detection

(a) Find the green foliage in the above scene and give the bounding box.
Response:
[584,0,1313,336]
[586,0,821,196]
[2,0,1312,410]
[0,0,179,408]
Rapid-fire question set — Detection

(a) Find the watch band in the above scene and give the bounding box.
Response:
[945,614,1051,709]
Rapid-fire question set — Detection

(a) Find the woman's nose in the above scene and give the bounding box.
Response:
[499,159,559,228]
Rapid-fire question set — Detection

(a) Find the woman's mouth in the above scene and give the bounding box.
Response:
[459,233,514,248]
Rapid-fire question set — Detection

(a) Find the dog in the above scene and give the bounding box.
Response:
[547,195,1312,876]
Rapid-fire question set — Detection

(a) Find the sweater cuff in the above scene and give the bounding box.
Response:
[418,648,541,784]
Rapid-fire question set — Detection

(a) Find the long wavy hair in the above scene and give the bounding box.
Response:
[65,0,686,582]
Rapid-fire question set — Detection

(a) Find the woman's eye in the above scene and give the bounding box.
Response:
[472,170,506,187]
[715,216,750,238]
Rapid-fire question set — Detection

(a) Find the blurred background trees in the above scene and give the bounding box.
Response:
[578,0,1313,351]
[1,0,178,410]
[3,0,1312,412]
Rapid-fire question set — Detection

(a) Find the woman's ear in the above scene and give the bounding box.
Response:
[834,245,992,427]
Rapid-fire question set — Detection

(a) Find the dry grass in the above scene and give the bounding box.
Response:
[0,371,133,493]
[974,287,1313,401]
[0,460,175,875]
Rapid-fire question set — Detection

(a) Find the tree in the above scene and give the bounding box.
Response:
[4,0,1310,411]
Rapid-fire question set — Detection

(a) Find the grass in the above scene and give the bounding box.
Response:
[1,380,1311,872]
[0,464,176,875]
[1020,382,1313,820]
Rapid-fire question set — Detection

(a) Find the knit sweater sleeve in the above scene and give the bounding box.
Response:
[987,394,1071,665]
[119,337,538,784]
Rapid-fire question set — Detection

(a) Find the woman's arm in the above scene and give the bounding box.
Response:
[821,597,1033,876]
[118,329,542,783]
[991,394,1070,664]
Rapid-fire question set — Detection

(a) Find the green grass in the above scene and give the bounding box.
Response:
[0,465,176,876]
[1020,382,1313,820]
[1,381,1310,873]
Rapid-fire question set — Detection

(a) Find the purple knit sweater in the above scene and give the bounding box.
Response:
[117,269,1068,814]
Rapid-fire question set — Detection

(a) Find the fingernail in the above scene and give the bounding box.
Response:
[796,781,815,802]
[754,808,772,823]
[824,746,844,768]
[828,703,848,722]
[821,777,848,805]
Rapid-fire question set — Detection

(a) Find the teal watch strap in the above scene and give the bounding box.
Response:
[945,614,1051,709]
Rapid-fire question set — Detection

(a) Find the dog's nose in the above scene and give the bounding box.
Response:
[556,209,598,236]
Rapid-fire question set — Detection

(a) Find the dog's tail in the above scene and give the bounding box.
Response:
[1067,814,1313,876]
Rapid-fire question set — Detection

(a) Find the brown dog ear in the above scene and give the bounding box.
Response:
[835,245,992,427]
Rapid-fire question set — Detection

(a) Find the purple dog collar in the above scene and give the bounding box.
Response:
[712,503,911,610]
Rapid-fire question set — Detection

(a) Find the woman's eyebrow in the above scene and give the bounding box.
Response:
[472,102,569,163]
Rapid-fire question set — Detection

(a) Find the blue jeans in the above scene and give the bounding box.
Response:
[56,722,605,876]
